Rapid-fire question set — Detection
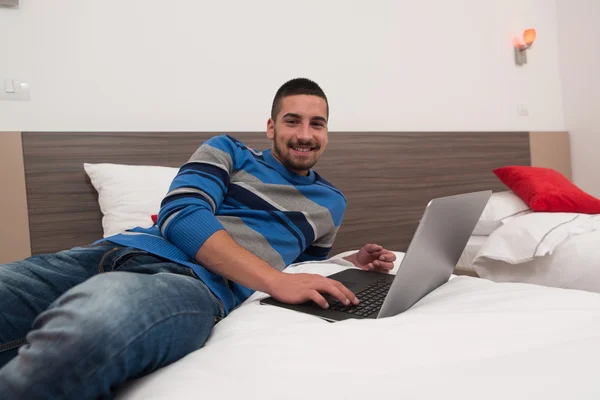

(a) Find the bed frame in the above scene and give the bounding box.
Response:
[0,131,571,264]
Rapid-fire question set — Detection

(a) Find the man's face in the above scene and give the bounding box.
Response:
[266,95,329,176]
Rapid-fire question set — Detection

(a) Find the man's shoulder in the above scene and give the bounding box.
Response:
[314,172,347,204]
[204,134,262,156]
[202,134,238,150]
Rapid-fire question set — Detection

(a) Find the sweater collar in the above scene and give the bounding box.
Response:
[263,149,316,185]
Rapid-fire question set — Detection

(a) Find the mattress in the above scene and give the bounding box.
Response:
[117,256,600,400]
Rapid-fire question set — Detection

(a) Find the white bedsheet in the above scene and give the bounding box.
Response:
[118,257,600,400]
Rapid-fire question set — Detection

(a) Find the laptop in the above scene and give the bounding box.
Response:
[260,190,492,322]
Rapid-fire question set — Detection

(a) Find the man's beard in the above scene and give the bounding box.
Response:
[272,128,320,174]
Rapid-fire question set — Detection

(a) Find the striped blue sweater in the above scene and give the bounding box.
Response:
[104,135,346,314]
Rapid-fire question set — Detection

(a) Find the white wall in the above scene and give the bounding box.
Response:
[556,0,600,197]
[0,0,564,132]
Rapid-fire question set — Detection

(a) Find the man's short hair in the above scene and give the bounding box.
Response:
[271,78,329,120]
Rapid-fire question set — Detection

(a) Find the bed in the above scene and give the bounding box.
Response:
[118,258,600,400]
[13,130,600,399]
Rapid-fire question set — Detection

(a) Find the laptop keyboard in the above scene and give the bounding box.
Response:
[328,277,391,317]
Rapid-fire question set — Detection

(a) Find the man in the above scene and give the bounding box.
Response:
[0,78,396,399]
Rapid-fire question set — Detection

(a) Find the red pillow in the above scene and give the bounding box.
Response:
[151,214,158,224]
[493,166,600,213]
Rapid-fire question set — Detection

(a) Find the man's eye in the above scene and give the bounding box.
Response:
[311,122,324,128]
[286,120,299,125]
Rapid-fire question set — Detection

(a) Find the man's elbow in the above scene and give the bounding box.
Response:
[158,206,225,259]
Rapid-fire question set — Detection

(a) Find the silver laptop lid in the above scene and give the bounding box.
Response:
[377,190,492,318]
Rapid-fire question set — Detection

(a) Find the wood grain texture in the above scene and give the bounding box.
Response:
[22,131,530,256]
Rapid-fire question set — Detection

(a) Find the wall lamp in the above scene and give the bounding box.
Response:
[0,0,19,6]
[514,28,536,66]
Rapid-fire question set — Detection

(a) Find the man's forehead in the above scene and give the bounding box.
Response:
[279,95,328,119]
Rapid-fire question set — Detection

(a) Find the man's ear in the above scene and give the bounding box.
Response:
[266,118,275,140]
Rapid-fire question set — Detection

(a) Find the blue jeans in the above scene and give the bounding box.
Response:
[0,242,225,399]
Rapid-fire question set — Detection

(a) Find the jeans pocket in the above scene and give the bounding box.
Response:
[113,250,150,271]
[99,247,150,273]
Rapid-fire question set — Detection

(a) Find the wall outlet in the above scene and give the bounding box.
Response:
[517,104,529,117]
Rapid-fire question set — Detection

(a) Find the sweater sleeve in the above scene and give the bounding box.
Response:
[293,243,335,263]
[293,224,342,263]
[157,135,238,259]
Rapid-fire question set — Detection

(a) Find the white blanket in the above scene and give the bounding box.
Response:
[118,256,600,400]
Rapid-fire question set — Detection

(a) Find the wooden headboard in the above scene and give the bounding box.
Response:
[20,131,537,257]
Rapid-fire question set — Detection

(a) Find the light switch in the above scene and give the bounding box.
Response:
[5,79,15,93]
[0,77,30,101]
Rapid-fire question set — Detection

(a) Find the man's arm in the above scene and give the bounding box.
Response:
[195,230,359,308]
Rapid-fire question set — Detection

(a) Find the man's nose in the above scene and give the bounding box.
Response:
[297,122,312,140]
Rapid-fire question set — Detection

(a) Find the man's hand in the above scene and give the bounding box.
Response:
[266,273,360,309]
[343,244,396,273]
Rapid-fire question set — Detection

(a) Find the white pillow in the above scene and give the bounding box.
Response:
[473,212,600,293]
[84,163,179,237]
[473,212,600,264]
[473,191,530,235]
[474,230,600,294]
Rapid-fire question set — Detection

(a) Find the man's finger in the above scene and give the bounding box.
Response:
[309,290,329,309]
[364,244,383,254]
[333,280,360,305]
[379,250,396,262]
[371,250,396,262]
[373,260,394,271]
[319,281,351,306]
